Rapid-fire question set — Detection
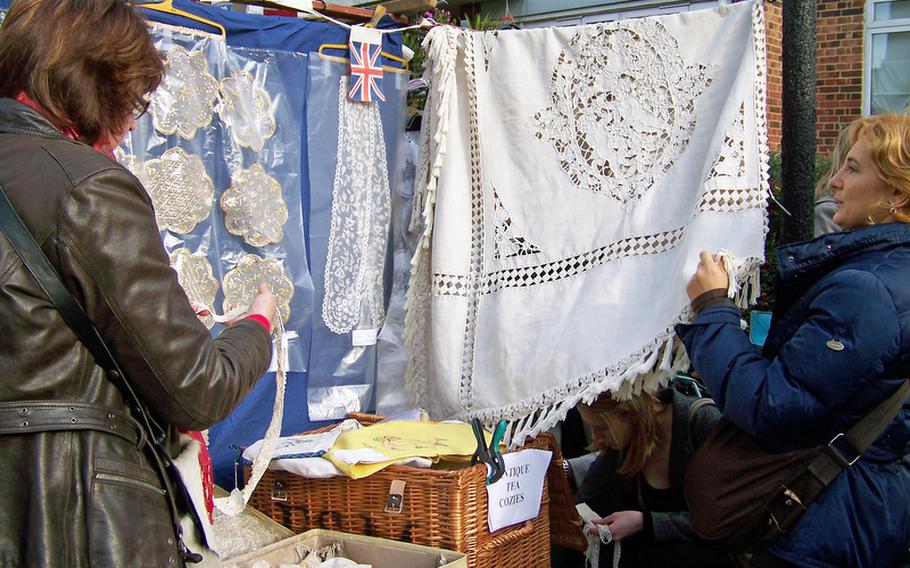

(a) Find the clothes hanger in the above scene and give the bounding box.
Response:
[136,0,227,37]
[316,6,409,75]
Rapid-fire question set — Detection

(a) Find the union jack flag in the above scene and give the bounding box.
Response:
[348,37,385,103]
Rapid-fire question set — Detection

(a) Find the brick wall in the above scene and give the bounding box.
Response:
[765,2,783,151]
[764,0,866,155]
[816,0,865,154]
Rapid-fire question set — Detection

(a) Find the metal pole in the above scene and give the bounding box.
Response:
[780,0,817,244]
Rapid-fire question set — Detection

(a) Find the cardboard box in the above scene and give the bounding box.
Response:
[226,528,468,568]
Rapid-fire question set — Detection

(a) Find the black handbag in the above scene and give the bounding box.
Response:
[685,381,910,552]
[0,182,207,564]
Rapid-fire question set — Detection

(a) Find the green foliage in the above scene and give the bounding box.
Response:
[756,150,834,312]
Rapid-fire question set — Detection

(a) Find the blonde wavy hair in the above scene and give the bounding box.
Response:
[577,391,665,477]
[850,114,910,224]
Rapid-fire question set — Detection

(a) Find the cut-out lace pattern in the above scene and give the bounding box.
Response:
[144,147,214,234]
[322,76,391,335]
[217,72,277,153]
[530,20,713,208]
[435,227,685,297]
[222,254,294,327]
[150,46,219,140]
[113,149,148,188]
[221,162,288,247]
[492,185,541,260]
[699,103,764,213]
[480,30,500,72]
[169,248,219,329]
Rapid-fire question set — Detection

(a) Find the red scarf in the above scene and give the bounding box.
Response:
[15,92,119,157]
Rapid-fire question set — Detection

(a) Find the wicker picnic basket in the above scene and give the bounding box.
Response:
[246,413,554,568]
[348,413,585,551]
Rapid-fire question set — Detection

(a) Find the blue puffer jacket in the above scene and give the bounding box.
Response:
[676,222,910,568]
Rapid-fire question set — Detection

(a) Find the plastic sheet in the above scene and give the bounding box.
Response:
[117,23,316,488]
[119,24,312,372]
[375,130,421,415]
[305,55,406,421]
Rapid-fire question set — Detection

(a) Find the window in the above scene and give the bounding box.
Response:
[865,0,910,115]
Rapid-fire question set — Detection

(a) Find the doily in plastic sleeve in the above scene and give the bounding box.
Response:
[222,254,293,327]
[220,162,287,247]
[169,248,219,329]
[144,147,214,234]
[150,45,219,139]
[217,72,277,153]
[113,148,148,188]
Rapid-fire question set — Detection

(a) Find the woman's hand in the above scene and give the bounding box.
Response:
[226,282,277,326]
[686,250,729,301]
[588,510,644,542]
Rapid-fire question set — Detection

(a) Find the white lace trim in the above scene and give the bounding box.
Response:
[435,227,686,297]
[530,19,714,209]
[321,76,391,335]
[752,0,773,240]
[169,248,219,329]
[405,26,459,408]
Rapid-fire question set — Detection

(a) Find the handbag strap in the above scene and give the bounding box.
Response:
[839,378,910,462]
[0,182,204,564]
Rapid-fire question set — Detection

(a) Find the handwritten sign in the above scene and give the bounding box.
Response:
[486,449,552,532]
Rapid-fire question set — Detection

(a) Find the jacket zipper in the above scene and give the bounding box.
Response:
[95,471,165,496]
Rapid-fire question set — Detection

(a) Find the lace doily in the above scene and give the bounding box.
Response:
[150,45,219,139]
[321,76,391,335]
[222,254,294,326]
[144,147,214,234]
[113,149,148,187]
[221,162,288,247]
[169,248,219,329]
[530,19,713,208]
[217,72,277,153]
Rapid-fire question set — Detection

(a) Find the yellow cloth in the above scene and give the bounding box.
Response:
[324,420,488,478]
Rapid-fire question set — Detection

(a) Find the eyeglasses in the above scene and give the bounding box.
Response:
[131,97,151,120]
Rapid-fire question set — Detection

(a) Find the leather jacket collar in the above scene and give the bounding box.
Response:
[0,97,68,140]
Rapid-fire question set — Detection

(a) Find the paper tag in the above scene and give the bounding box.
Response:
[352,328,378,346]
[486,449,552,532]
[350,25,383,47]
[273,0,314,12]
[267,331,295,372]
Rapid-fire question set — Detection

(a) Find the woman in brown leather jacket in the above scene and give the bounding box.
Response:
[0,2,276,566]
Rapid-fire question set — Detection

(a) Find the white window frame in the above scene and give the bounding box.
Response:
[863,0,910,115]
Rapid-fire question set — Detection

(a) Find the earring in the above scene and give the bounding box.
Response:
[889,202,898,215]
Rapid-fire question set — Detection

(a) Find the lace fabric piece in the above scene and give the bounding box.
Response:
[406,3,770,447]
[222,254,294,327]
[169,248,219,329]
[530,19,713,209]
[321,75,391,335]
[150,45,219,139]
[113,149,148,187]
[144,147,214,234]
[218,72,277,153]
[221,162,288,247]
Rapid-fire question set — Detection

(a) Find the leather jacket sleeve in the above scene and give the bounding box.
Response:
[52,165,272,430]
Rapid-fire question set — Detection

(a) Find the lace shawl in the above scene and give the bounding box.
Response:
[406,1,770,446]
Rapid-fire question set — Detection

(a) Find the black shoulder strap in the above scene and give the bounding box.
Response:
[0,181,205,563]
[0,182,165,444]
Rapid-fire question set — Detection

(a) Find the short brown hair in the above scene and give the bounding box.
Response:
[0,0,164,143]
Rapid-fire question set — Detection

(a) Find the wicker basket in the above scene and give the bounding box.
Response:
[247,415,552,568]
